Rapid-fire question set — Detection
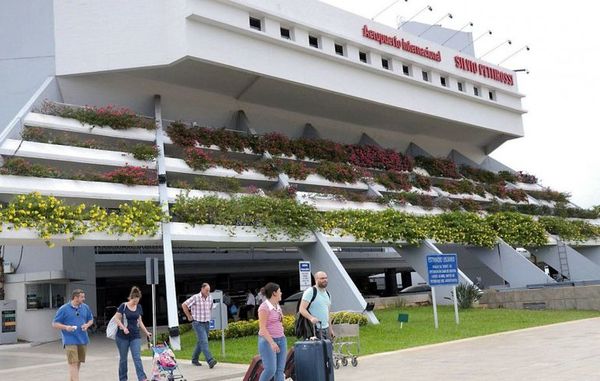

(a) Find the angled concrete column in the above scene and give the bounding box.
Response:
[447,149,480,168]
[299,232,379,324]
[574,246,600,267]
[532,245,600,281]
[395,240,473,304]
[466,240,554,287]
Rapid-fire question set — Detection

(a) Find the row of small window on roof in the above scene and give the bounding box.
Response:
[249,17,496,102]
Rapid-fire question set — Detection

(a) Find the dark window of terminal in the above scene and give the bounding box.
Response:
[402,65,410,76]
[422,71,429,82]
[458,82,464,92]
[440,76,447,87]
[280,27,291,39]
[335,43,344,56]
[382,58,390,70]
[474,86,480,96]
[309,35,319,48]
[359,51,368,63]
[489,90,496,101]
[249,17,262,31]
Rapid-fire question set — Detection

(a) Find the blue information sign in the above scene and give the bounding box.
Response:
[209,319,215,330]
[426,254,459,286]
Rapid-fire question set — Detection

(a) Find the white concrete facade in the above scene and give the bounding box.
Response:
[49,0,524,158]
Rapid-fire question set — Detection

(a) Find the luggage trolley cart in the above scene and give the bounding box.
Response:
[331,314,360,368]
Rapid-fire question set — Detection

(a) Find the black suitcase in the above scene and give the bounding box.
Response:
[294,338,334,381]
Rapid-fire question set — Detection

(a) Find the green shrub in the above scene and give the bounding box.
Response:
[454,283,483,309]
[130,144,159,161]
[39,101,155,130]
[206,315,296,340]
[330,311,368,326]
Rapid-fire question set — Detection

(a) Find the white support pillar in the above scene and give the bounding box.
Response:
[574,246,600,267]
[467,239,554,287]
[532,244,600,282]
[298,232,379,324]
[154,95,181,349]
[395,240,473,304]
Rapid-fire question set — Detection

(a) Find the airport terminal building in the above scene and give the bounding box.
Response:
[1,0,599,343]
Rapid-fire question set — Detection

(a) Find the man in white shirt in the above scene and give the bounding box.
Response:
[243,289,256,320]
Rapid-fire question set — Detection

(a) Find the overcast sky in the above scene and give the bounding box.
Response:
[322,0,600,209]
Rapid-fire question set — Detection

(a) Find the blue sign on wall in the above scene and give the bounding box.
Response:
[426,254,459,286]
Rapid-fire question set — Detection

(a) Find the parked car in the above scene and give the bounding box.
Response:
[399,284,431,294]
[280,291,303,315]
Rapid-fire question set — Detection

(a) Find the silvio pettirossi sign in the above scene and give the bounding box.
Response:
[361,25,514,86]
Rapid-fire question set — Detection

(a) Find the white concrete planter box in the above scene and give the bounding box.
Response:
[169,223,317,245]
[288,174,369,191]
[0,139,155,168]
[373,184,438,197]
[509,181,544,191]
[167,187,233,202]
[0,224,161,246]
[413,167,430,177]
[391,204,444,216]
[24,112,157,142]
[164,157,275,182]
[0,174,158,201]
[432,186,492,202]
[295,191,388,212]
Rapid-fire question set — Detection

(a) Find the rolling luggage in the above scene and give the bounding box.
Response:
[294,325,334,381]
[243,355,264,381]
[284,347,295,380]
[244,348,296,381]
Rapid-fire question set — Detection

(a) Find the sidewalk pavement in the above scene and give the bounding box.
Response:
[0,334,247,381]
[2,318,600,380]
[333,317,600,381]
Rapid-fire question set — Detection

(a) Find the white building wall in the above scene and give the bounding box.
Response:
[52,0,524,138]
[0,0,55,132]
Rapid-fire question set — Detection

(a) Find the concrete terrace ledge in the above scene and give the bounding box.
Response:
[0,222,408,247]
[0,139,155,169]
[23,112,158,142]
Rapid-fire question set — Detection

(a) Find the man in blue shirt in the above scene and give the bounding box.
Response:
[299,271,335,340]
[52,289,94,381]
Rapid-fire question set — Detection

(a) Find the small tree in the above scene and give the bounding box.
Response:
[455,283,483,309]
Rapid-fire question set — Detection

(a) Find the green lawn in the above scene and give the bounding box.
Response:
[149,306,600,364]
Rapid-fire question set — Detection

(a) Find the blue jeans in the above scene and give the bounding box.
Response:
[258,336,287,381]
[115,336,146,381]
[192,321,214,364]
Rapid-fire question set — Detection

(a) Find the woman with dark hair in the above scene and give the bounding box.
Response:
[113,286,152,381]
[257,282,286,381]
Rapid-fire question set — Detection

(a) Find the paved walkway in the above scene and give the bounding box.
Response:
[2,318,600,380]
[335,317,600,381]
[0,335,247,381]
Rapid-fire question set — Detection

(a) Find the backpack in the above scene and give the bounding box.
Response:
[294,286,330,339]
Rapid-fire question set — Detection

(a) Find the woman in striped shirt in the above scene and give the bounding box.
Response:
[257,282,286,381]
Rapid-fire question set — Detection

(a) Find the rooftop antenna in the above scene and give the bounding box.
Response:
[418,12,453,37]
[371,0,408,21]
[441,21,474,46]
[398,5,433,29]
[479,39,512,60]
[498,45,530,65]
[459,30,492,52]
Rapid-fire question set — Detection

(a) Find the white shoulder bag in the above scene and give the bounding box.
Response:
[106,303,128,340]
